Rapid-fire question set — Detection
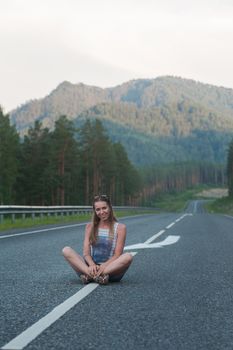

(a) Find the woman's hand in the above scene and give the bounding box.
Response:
[87,264,99,277]
[96,263,108,276]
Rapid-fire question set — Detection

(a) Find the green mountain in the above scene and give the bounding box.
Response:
[9,76,233,166]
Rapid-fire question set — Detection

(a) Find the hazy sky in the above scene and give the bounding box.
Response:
[1,0,233,111]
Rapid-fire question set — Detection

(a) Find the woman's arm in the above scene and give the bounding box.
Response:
[112,223,127,257]
[83,223,99,276]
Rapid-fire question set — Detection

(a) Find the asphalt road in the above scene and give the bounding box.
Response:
[1,201,233,350]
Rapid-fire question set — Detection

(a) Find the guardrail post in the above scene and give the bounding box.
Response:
[12,213,15,223]
[0,214,3,224]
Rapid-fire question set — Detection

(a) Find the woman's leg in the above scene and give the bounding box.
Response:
[102,253,133,277]
[62,246,90,276]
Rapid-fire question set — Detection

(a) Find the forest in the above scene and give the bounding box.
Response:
[0,107,230,206]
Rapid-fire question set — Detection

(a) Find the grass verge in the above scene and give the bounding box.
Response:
[204,196,233,216]
[0,209,157,232]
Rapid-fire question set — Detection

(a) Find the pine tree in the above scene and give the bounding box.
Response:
[112,142,142,205]
[17,120,51,204]
[78,119,116,203]
[50,115,79,205]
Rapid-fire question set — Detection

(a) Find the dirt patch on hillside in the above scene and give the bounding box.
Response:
[196,188,228,198]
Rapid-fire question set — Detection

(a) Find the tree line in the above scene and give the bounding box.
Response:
[0,108,141,205]
[140,162,226,205]
[0,107,228,206]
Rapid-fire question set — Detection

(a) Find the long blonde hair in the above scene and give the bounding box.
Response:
[90,195,117,244]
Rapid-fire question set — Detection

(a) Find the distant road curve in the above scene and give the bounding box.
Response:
[185,199,209,214]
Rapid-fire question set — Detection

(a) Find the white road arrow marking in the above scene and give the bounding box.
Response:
[124,235,180,250]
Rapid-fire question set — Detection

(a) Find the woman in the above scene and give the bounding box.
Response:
[62,195,133,285]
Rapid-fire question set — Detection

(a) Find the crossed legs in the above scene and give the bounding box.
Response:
[62,246,133,279]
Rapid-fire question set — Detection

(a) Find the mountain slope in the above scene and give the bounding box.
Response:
[74,117,232,166]
[10,76,233,133]
[9,76,233,165]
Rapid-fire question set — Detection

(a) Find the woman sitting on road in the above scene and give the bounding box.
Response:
[62,195,133,285]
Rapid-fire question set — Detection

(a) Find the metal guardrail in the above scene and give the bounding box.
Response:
[0,205,152,224]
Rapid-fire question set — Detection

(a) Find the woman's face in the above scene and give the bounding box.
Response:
[94,200,110,221]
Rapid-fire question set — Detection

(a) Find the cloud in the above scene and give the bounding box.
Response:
[1,0,233,111]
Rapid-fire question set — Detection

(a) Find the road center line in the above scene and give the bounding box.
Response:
[166,222,175,229]
[1,283,99,350]
[144,230,165,244]
[126,213,190,250]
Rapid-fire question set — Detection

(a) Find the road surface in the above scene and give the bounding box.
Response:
[1,200,233,349]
